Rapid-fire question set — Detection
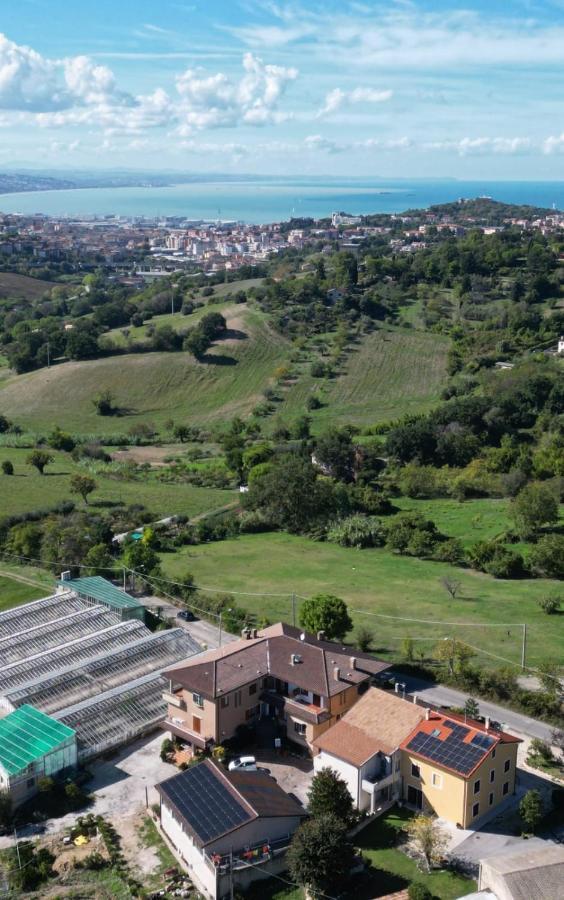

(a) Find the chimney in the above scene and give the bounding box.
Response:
[241,627,252,640]
[413,694,418,704]
[317,630,326,641]
[425,707,431,720]
[333,666,341,682]
[485,716,490,732]
[350,657,357,670]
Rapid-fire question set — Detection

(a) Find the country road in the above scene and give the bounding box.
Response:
[394,673,556,742]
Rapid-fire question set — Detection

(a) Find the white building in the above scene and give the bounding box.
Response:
[313,687,426,813]
[558,335,564,354]
[156,759,307,899]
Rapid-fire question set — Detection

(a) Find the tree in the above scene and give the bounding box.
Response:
[307,767,354,826]
[244,454,335,533]
[287,814,355,898]
[537,660,561,696]
[406,814,449,871]
[84,543,115,577]
[299,594,352,641]
[355,625,374,652]
[530,535,564,578]
[511,483,559,538]
[173,424,191,443]
[93,389,116,416]
[433,637,475,676]
[0,790,12,834]
[70,474,97,505]
[48,426,75,452]
[519,789,543,833]
[183,327,210,358]
[122,540,162,579]
[402,637,415,661]
[26,449,53,475]
[408,885,433,900]
[1,460,13,475]
[441,575,462,600]
[314,427,355,482]
[464,697,480,720]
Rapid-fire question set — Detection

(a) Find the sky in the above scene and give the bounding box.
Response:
[2,0,564,178]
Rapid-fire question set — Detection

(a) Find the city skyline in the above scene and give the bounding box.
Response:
[2,0,564,178]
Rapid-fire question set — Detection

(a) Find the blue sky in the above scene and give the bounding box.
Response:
[2,0,564,178]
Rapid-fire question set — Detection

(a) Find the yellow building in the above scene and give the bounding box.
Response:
[400,710,520,828]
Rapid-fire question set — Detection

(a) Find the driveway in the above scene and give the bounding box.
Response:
[0,732,176,850]
[255,751,313,807]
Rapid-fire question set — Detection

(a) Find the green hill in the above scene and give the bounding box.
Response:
[0,306,290,434]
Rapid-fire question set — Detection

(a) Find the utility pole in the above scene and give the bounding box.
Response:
[521,623,527,670]
[218,612,223,648]
[171,285,175,316]
[13,829,20,870]
[46,340,50,369]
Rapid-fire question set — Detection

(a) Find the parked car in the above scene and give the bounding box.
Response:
[228,755,257,772]
[177,609,196,622]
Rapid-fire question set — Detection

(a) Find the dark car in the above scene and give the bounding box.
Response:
[177,609,196,622]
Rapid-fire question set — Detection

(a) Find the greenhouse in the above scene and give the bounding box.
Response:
[57,673,169,760]
[3,628,200,717]
[0,579,203,759]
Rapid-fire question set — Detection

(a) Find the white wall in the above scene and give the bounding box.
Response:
[161,803,217,899]
[314,752,362,808]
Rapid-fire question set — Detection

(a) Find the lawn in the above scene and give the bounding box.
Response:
[0,307,290,434]
[105,297,237,347]
[279,327,450,429]
[0,570,51,611]
[161,532,564,668]
[0,447,234,520]
[354,808,476,899]
[394,497,514,547]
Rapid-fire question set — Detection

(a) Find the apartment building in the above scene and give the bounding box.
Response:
[162,622,389,753]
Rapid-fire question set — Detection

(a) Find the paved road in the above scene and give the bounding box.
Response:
[393,673,555,742]
[138,594,236,649]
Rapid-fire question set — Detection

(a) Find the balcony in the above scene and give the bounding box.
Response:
[260,691,331,725]
[205,834,293,873]
[162,717,212,751]
[362,769,394,794]
[162,691,186,710]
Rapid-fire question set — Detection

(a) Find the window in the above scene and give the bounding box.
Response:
[492,748,496,759]
[192,692,204,709]
[473,779,481,795]
[220,695,229,708]
[432,773,442,788]
[472,802,480,818]
[489,769,495,783]
[489,792,494,806]
[294,722,307,736]
[395,757,401,773]
[411,763,420,779]
[234,690,242,708]
[504,759,511,773]
[192,716,201,734]
[249,683,257,696]
[27,778,35,789]
[503,781,509,796]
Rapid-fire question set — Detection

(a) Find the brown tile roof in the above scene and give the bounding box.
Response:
[163,622,389,700]
[313,688,427,766]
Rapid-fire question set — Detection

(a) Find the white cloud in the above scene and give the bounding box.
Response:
[543,134,564,154]
[0,33,63,111]
[426,137,532,156]
[318,85,393,116]
[304,134,411,154]
[175,53,297,131]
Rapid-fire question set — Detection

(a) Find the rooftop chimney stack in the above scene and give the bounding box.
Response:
[333,666,341,682]
[317,630,326,641]
[425,707,431,720]
[350,656,357,670]
[485,716,490,732]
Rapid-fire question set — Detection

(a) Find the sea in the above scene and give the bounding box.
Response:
[1,178,564,223]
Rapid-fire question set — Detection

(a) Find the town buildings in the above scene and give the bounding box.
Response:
[162,622,389,752]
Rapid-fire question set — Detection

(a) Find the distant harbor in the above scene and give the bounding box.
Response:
[1,178,563,223]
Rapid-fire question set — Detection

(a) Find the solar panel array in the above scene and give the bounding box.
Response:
[470,732,496,751]
[161,763,252,844]
[406,719,492,775]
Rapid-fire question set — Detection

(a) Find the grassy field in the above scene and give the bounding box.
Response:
[161,532,563,668]
[279,328,450,429]
[0,271,54,300]
[105,298,238,347]
[0,447,234,519]
[0,306,291,434]
[0,571,51,611]
[394,497,514,547]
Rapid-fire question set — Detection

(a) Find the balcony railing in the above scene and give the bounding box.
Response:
[362,770,394,794]
[205,834,293,872]
[162,717,212,750]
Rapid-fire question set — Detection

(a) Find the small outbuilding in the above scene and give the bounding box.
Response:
[57,575,145,622]
[0,704,77,807]
[156,758,307,898]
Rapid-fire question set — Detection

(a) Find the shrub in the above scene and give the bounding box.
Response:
[537,594,561,615]
[529,535,564,578]
[326,515,384,549]
[466,540,526,578]
[1,460,13,475]
[408,885,433,900]
[355,625,374,652]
